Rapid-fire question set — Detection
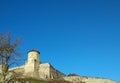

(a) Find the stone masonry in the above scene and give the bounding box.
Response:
[1,49,119,83]
[10,49,65,79]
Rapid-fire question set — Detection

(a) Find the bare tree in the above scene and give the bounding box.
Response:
[0,32,21,83]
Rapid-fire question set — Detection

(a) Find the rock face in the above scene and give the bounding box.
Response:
[63,76,119,83]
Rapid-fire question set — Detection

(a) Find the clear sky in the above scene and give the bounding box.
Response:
[0,0,120,81]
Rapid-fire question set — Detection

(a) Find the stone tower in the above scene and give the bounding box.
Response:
[24,49,40,77]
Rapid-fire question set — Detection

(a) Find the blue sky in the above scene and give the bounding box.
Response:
[0,0,120,81]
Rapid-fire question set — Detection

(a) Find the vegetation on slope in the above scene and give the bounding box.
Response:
[15,78,72,83]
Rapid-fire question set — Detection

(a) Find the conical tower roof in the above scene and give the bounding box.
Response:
[28,48,40,54]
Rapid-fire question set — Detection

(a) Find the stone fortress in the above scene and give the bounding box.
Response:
[7,49,120,83]
[9,49,65,79]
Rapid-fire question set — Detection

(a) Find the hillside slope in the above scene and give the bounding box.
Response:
[63,76,120,83]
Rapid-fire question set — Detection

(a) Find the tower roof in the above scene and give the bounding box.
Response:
[28,49,40,54]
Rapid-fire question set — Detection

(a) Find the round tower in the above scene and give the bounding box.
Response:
[24,49,40,77]
[27,49,40,63]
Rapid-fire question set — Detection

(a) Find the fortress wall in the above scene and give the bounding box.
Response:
[63,76,118,83]
[0,66,24,75]
[50,65,65,79]
[9,66,25,77]
[0,65,24,74]
[9,65,24,71]
[39,63,50,79]
[9,66,24,74]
